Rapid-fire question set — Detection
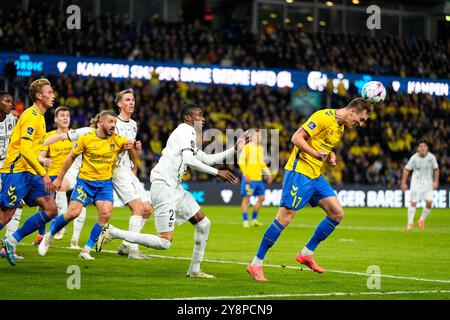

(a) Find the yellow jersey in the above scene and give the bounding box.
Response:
[41,130,74,176]
[238,143,271,181]
[72,130,128,181]
[0,105,47,175]
[285,109,344,179]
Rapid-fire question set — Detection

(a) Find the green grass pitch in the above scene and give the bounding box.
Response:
[1,205,450,300]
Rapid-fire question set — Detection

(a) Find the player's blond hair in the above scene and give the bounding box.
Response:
[115,89,134,105]
[90,110,118,128]
[29,78,51,102]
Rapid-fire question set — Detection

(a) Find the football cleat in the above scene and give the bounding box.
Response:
[251,220,263,227]
[418,220,425,229]
[0,248,24,260]
[117,243,130,256]
[246,264,268,282]
[38,233,54,256]
[79,250,95,260]
[96,224,114,252]
[32,235,44,246]
[1,237,16,266]
[54,227,66,240]
[128,250,150,260]
[407,223,414,230]
[243,221,250,228]
[296,254,325,273]
[70,240,81,249]
[186,271,216,278]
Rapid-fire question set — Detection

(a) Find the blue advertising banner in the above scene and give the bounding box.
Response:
[1,51,449,96]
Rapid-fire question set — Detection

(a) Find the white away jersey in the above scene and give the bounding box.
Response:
[67,127,94,171]
[0,114,16,161]
[405,152,438,189]
[115,117,137,168]
[150,123,197,187]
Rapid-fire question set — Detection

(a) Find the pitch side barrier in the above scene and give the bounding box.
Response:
[113,182,450,208]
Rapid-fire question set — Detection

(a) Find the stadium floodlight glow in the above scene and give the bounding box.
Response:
[326,1,334,7]
[352,0,360,4]
[262,20,268,25]
[307,16,314,22]
[319,20,327,27]
[286,0,294,3]
[284,18,291,24]
[446,15,450,22]
[297,22,304,28]
[270,13,277,19]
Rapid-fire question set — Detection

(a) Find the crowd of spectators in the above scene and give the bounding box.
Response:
[1,4,449,79]
[9,72,449,187]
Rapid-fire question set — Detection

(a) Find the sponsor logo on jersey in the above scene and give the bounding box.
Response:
[26,127,34,135]
[307,121,317,130]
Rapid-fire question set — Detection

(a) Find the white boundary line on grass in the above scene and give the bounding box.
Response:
[170,289,450,300]
[21,243,450,285]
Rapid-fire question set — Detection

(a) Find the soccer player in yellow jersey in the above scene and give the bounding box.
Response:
[247,98,373,281]
[38,110,136,259]
[0,78,58,266]
[38,106,87,247]
[238,129,273,227]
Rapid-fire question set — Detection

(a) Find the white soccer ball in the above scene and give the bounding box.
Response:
[361,81,386,104]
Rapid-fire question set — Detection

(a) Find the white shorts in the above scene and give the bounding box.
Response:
[112,167,150,205]
[410,189,433,202]
[65,168,78,191]
[150,182,200,233]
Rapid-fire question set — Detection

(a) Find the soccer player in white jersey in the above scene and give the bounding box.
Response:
[0,91,25,260]
[113,89,153,260]
[401,141,439,230]
[148,103,250,277]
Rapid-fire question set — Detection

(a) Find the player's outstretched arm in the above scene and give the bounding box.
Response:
[195,130,252,166]
[182,149,219,176]
[52,152,77,192]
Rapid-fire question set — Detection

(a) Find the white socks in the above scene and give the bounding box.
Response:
[301,247,314,257]
[110,227,170,250]
[188,217,211,274]
[408,207,416,225]
[251,256,263,267]
[55,191,68,216]
[420,207,431,221]
[72,207,86,242]
[122,215,143,251]
[5,207,23,238]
